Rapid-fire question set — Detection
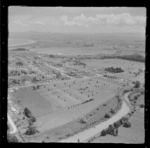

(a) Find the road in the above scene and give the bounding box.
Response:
[8,114,17,134]
[59,92,131,143]
[123,92,133,110]
[10,74,120,91]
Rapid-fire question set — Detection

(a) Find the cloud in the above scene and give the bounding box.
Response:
[60,13,146,27]
[11,13,146,28]
[11,15,47,27]
[14,20,29,26]
[11,15,30,26]
[28,20,45,25]
[60,15,88,27]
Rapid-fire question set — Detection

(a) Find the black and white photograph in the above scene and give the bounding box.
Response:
[7,7,146,143]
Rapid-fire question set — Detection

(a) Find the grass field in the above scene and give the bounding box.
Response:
[12,76,118,134]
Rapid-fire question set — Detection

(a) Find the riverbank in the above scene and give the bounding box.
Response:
[8,39,36,48]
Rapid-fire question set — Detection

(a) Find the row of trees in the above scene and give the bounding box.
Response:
[9,78,27,86]
[100,117,131,137]
[9,69,30,77]
[103,74,116,79]
[81,98,94,105]
[9,70,21,76]
[32,85,41,90]
[23,108,39,135]
[13,48,28,51]
[101,125,118,136]
[73,60,86,67]
[100,54,145,63]
[105,67,124,73]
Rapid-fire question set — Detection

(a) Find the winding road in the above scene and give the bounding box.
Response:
[60,92,131,143]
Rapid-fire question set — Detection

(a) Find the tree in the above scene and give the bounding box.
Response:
[32,77,38,83]
[16,61,23,66]
[123,121,131,128]
[140,104,144,108]
[49,55,54,58]
[24,108,32,118]
[25,126,39,135]
[110,108,115,114]
[24,108,36,124]
[79,119,87,124]
[113,128,118,136]
[101,130,107,136]
[120,117,128,124]
[29,116,36,123]
[107,125,115,135]
[134,95,138,100]
[33,86,36,90]
[104,113,110,118]
[7,134,19,143]
[113,120,121,128]
[134,81,141,88]
[36,85,40,90]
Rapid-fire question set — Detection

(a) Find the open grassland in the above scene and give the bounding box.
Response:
[9,74,145,141]
[12,77,118,129]
[23,94,122,142]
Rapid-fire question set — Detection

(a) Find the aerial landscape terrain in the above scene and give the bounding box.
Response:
[7,7,145,143]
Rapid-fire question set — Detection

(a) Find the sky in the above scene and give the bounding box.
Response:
[9,7,146,34]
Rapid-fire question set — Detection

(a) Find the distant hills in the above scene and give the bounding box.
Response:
[9,32,145,41]
[12,48,29,51]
